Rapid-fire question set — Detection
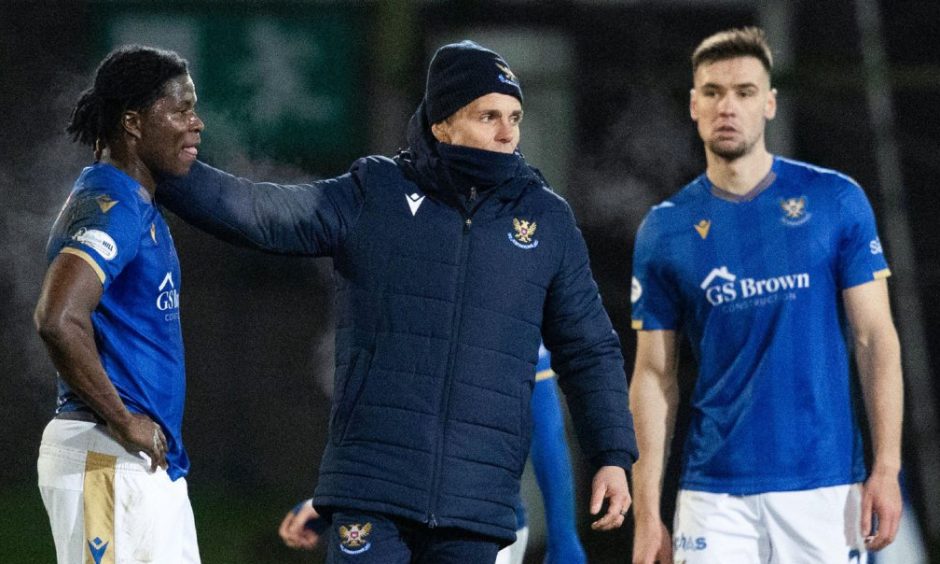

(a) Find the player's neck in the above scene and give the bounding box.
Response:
[705,148,774,195]
[98,147,156,196]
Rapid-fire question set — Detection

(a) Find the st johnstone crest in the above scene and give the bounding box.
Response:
[780,196,811,226]
[496,63,519,86]
[338,522,373,554]
[509,218,539,249]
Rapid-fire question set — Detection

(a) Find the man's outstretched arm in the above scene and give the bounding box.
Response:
[157,160,364,256]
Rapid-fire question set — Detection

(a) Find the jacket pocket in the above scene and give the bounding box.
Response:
[330,349,372,446]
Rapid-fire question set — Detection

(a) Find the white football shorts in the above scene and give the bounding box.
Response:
[494,526,529,564]
[673,484,867,563]
[37,418,200,563]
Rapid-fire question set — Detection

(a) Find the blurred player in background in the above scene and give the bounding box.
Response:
[501,344,588,564]
[629,27,903,563]
[279,343,588,564]
[34,45,204,563]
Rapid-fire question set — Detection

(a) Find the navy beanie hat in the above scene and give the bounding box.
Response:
[424,40,523,125]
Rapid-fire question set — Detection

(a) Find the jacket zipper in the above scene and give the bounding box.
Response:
[427,208,474,528]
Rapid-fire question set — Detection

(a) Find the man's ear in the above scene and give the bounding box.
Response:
[430,121,449,144]
[121,110,143,140]
[765,87,778,121]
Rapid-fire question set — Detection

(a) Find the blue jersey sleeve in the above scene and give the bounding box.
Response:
[156,159,364,257]
[53,190,143,290]
[631,209,680,330]
[837,182,891,288]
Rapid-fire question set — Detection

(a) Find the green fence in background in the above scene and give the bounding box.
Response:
[92,2,368,172]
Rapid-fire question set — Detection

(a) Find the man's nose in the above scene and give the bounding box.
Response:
[717,93,736,114]
[496,119,514,142]
[192,112,205,132]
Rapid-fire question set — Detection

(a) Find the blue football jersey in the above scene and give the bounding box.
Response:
[631,157,890,494]
[46,163,189,480]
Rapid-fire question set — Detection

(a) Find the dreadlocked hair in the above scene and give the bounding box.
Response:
[67,45,189,147]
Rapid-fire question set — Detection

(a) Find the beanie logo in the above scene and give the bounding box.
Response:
[508,218,539,249]
[496,63,519,86]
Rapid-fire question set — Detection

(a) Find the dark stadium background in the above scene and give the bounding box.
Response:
[2,1,938,562]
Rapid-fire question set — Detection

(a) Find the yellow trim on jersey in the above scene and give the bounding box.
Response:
[873,268,891,280]
[61,247,106,284]
[632,319,643,330]
[535,369,555,381]
[96,195,119,213]
[83,451,117,564]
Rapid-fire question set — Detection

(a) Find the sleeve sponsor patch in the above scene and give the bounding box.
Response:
[71,228,118,260]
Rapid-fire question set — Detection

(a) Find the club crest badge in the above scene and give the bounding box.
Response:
[780,196,811,226]
[338,522,373,555]
[509,218,539,249]
[631,276,643,304]
[496,63,519,86]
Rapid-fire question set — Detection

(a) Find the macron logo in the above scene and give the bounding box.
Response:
[406,193,425,216]
[87,537,109,564]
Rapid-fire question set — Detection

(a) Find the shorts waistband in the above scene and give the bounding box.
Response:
[55,410,105,424]
[41,418,152,471]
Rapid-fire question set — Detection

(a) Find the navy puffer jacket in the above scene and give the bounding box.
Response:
[158,105,637,542]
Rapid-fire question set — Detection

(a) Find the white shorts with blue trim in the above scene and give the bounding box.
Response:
[673,484,867,563]
[37,419,200,563]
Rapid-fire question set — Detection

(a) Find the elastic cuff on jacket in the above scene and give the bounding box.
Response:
[590,450,636,475]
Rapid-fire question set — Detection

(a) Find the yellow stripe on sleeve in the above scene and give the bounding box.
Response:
[631,319,644,330]
[83,451,117,564]
[61,248,106,284]
[873,268,892,280]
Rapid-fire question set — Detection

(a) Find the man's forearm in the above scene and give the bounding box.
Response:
[629,367,678,521]
[37,312,131,427]
[856,325,903,472]
[629,329,679,522]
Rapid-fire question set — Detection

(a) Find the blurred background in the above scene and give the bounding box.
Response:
[2,0,938,562]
